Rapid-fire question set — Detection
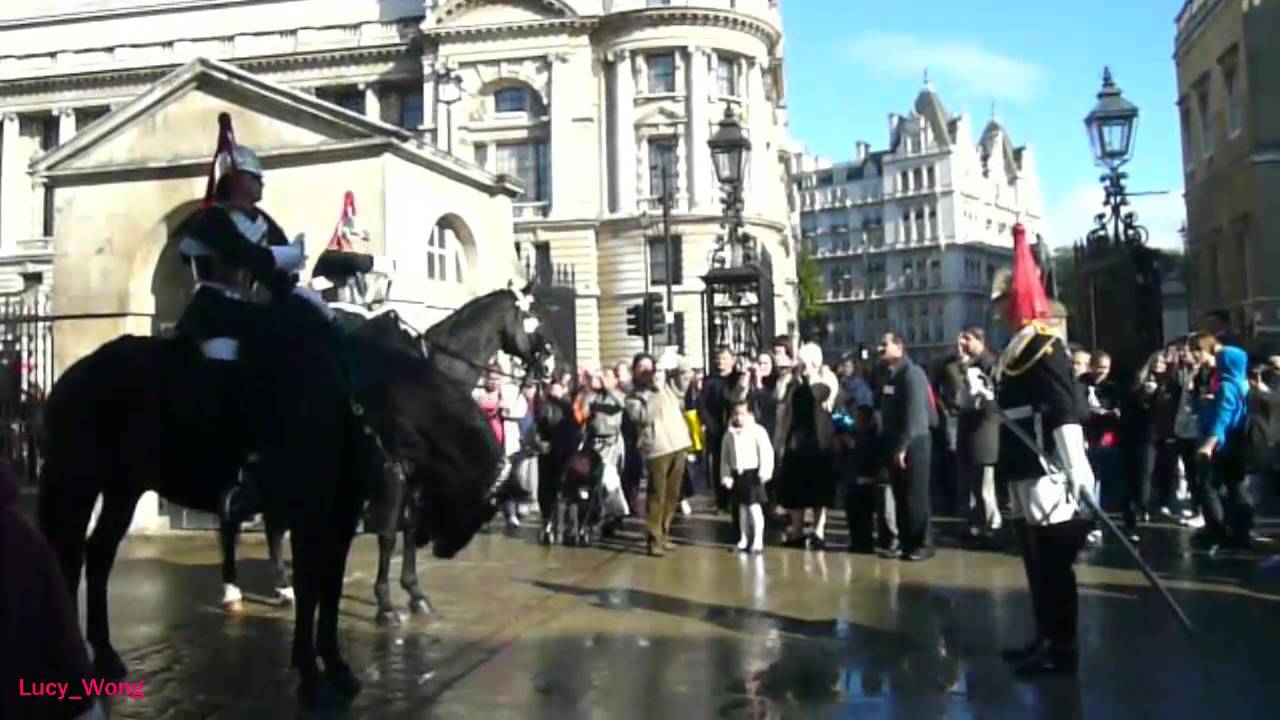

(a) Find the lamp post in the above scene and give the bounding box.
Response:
[707,103,752,266]
[435,61,463,155]
[1079,66,1162,360]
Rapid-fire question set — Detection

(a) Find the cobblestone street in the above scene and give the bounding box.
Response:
[67,513,1280,719]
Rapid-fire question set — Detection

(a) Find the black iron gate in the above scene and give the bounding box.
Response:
[526,259,579,374]
[702,243,775,362]
[0,288,54,487]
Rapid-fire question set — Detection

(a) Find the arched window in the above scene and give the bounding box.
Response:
[427,220,465,285]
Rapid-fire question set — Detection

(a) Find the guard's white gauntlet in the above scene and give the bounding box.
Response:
[1052,424,1095,500]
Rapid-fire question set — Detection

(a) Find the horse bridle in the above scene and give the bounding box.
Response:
[385,312,553,386]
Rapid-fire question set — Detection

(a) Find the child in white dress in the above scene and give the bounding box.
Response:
[720,400,776,553]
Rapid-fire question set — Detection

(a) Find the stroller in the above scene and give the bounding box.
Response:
[558,439,629,547]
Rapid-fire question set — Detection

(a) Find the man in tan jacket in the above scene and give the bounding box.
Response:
[626,350,694,556]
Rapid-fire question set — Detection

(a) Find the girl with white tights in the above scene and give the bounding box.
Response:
[721,400,776,553]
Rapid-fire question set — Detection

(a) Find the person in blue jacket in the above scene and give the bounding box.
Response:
[1191,331,1253,550]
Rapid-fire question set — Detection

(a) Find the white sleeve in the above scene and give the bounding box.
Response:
[1052,424,1095,495]
[757,426,775,482]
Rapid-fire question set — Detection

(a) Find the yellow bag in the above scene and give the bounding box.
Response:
[684,409,705,452]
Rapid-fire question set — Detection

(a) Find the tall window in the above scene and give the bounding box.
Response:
[1195,79,1213,158]
[1179,101,1194,166]
[648,236,684,285]
[926,166,936,189]
[929,258,941,288]
[534,241,553,285]
[647,53,676,93]
[717,55,740,97]
[1224,66,1242,137]
[496,141,550,202]
[648,138,678,198]
[426,221,463,284]
[495,87,529,113]
[318,85,365,115]
[381,84,424,129]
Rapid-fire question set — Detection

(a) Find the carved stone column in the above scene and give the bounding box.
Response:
[361,83,381,122]
[0,114,28,249]
[609,50,636,215]
[56,106,77,142]
[686,47,712,211]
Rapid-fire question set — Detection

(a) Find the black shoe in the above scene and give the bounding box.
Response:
[847,543,874,555]
[1001,638,1047,664]
[903,547,936,562]
[806,536,827,551]
[1012,646,1078,678]
[875,544,902,560]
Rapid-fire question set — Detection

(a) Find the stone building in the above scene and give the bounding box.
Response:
[0,0,800,376]
[1174,0,1280,344]
[790,83,1044,363]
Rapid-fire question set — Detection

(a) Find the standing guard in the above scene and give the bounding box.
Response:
[991,222,1094,677]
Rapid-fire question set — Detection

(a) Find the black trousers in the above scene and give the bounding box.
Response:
[1201,447,1253,544]
[1124,438,1157,527]
[890,435,932,552]
[844,482,895,550]
[1013,518,1086,649]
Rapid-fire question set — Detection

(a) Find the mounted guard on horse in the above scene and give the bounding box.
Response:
[174,113,395,530]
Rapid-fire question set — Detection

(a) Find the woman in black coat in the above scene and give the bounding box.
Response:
[775,345,836,549]
[955,343,1001,538]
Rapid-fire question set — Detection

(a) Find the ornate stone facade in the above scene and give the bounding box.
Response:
[0,0,800,372]
[792,84,1045,363]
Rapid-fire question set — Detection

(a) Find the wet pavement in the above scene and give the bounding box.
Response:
[54,511,1280,719]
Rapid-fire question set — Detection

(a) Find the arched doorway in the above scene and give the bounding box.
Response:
[151,201,202,338]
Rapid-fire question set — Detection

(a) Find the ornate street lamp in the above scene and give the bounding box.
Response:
[707,104,752,267]
[1084,67,1140,172]
[1075,66,1162,368]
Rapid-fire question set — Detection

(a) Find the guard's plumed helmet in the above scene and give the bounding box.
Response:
[216,144,264,179]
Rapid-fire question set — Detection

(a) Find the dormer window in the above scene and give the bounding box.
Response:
[495,87,529,113]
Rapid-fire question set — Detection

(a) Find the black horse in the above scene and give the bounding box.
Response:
[37,287,550,709]
[219,290,557,625]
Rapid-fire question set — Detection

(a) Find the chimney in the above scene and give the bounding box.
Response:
[855,141,870,161]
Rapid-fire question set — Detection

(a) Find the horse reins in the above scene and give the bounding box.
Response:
[389,314,550,385]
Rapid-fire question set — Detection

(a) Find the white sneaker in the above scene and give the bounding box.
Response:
[736,537,749,552]
[1184,514,1205,529]
[1087,530,1103,546]
[680,500,692,517]
[505,514,521,529]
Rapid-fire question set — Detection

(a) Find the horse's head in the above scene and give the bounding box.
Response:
[501,281,557,380]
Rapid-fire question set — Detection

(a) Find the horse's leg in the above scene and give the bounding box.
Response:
[84,489,140,681]
[318,507,362,700]
[264,512,293,605]
[373,532,401,626]
[289,525,327,707]
[218,518,244,614]
[400,527,432,615]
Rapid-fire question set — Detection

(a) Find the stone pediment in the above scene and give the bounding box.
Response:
[32,57,415,179]
[432,0,577,27]
[635,104,686,128]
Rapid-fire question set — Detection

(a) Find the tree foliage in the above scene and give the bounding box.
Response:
[796,250,828,323]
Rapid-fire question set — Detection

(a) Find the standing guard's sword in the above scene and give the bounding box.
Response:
[994,407,1197,635]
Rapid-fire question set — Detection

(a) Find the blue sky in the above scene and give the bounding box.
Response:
[780,0,1187,249]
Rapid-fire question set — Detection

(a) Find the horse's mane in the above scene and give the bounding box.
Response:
[423,289,514,341]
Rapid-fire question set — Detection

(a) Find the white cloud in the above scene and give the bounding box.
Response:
[846,32,1046,104]
[1045,183,1186,251]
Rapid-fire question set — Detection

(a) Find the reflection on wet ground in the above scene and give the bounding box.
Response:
[74,512,1280,719]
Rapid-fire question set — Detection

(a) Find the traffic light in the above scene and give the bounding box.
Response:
[646,293,666,337]
[625,303,644,337]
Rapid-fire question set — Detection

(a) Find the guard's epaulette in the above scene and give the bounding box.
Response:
[1001,322,1059,378]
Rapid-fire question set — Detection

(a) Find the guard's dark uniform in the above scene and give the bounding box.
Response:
[996,323,1091,676]
[175,203,293,348]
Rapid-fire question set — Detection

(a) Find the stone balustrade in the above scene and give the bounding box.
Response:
[0,20,418,81]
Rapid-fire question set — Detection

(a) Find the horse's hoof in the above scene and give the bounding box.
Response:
[408,597,433,615]
[324,661,363,699]
[375,608,402,627]
[297,674,342,710]
[92,648,128,682]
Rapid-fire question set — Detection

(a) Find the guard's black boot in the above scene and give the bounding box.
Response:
[1012,643,1077,678]
[1001,637,1048,664]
